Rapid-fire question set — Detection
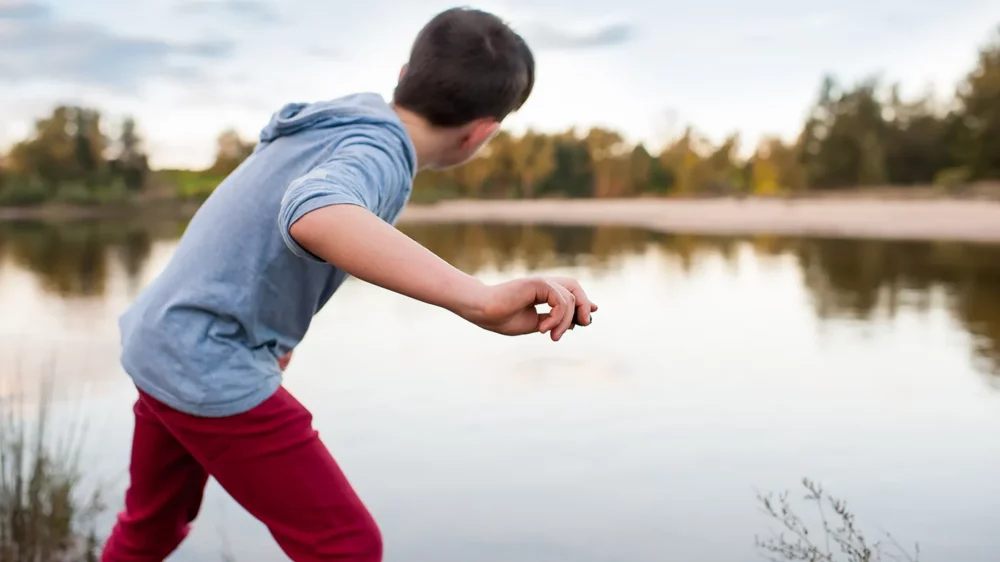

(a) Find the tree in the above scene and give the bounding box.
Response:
[585,128,629,197]
[72,107,106,188]
[110,117,150,191]
[509,130,555,198]
[536,130,593,198]
[769,138,807,192]
[451,152,497,197]
[629,144,653,193]
[704,133,744,194]
[958,26,1000,179]
[209,129,256,176]
[7,106,108,189]
[659,127,704,195]
[750,149,780,196]
[882,90,951,185]
[798,77,892,188]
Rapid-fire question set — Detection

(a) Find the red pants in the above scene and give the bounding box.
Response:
[102,387,382,562]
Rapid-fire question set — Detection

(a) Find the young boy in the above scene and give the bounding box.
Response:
[101,7,596,562]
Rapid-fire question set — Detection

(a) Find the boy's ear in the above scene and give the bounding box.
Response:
[398,64,407,82]
[463,119,500,149]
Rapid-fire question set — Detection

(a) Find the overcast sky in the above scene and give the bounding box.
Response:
[1,0,998,169]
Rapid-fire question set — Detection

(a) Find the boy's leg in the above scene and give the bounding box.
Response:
[102,393,210,562]
[140,387,383,562]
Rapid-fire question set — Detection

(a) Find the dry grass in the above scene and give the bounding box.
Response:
[756,478,919,562]
[0,375,104,562]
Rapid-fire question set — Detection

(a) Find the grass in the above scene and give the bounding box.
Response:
[0,374,104,561]
[756,478,920,562]
[153,169,224,200]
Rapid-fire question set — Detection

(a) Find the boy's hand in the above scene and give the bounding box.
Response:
[463,277,597,341]
[278,350,293,371]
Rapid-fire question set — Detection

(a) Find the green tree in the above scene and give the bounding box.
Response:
[110,117,150,191]
[629,144,653,193]
[585,127,629,197]
[510,130,556,198]
[703,133,744,194]
[72,107,106,188]
[882,89,951,185]
[659,127,703,195]
[958,26,1000,179]
[537,130,593,198]
[799,77,891,188]
[6,106,109,190]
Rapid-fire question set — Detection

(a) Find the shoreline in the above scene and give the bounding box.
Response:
[0,199,203,223]
[3,197,1000,244]
[398,198,1000,244]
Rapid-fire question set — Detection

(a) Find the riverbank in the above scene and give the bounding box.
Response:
[0,198,203,222]
[399,198,1000,243]
[4,196,1000,244]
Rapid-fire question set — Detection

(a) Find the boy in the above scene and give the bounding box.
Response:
[101,7,597,562]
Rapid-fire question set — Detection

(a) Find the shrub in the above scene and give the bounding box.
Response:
[934,167,971,193]
[0,179,50,207]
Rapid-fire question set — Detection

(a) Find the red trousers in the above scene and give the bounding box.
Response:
[101,387,382,562]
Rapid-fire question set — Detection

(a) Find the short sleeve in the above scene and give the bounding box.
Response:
[278,132,411,261]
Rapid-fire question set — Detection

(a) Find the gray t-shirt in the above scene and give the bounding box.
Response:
[119,93,416,417]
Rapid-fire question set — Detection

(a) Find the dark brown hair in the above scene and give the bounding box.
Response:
[393,8,535,127]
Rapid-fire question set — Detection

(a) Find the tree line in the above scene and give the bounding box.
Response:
[416,26,999,199]
[1,26,997,206]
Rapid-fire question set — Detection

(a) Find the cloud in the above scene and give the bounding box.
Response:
[174,0,279,24]
[305,46,339,58]
[0,9,234,92]
[0,0,49,20]
[521,21,636,50]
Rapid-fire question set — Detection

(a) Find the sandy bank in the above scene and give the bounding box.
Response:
[399,198,1000,243]
[4,197,1000,244]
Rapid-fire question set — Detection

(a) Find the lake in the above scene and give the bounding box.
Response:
[1,218,999,562]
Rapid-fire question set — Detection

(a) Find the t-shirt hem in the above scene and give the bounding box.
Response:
[130,374,283,418]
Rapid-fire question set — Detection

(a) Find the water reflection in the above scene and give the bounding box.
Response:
[2,219,999,377]
[0,220,173,298]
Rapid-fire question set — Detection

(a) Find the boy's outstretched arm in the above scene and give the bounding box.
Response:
[289,204,596,341]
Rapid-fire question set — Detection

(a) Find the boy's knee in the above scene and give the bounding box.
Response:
[313,516,382,562]
[356,520,383,562]
[101,518,192,562]
[348,517,383,562]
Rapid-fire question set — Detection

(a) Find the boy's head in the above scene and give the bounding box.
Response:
[393,8,534,169]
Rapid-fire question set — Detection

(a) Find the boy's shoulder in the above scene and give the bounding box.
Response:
[258,93,416,174]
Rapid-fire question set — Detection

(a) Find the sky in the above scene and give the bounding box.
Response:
[1,0,998,169]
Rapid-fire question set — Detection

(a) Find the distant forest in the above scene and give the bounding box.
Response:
[1,27,997,206]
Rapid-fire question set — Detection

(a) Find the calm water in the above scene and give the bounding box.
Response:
[2,219,1000,561]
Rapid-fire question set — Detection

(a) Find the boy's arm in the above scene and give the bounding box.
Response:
[288,204,595,341]
[290,204,486,317]
[278,136,595,341]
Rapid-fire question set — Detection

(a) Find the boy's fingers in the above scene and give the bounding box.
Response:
[551,277,596,325]
[567,287,593,325]
[528,277,594,337]
[537,313,552,333]
[553,284,574,338]
[551,284,576,341]
[537,280,566,334]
